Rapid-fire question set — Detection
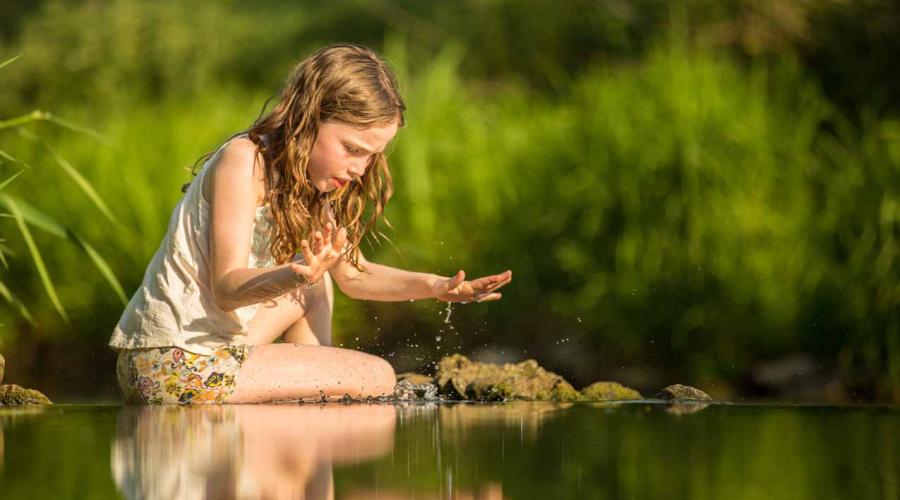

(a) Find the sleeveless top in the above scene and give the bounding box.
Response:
[109,134,275,355]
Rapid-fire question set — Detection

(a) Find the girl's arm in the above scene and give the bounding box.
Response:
[331,251,512,303]
[208,138,344,312]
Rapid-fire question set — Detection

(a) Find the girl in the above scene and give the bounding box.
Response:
[109,44,512,404]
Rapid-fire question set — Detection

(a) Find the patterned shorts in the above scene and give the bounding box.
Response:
[116,345,254,405]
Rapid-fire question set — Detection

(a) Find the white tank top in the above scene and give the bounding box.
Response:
[109,134,274,355]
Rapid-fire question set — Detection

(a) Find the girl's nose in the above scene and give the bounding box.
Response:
[348,159,367,178]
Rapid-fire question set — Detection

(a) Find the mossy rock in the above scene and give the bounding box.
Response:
[581,381,642,401]
[0,384,52,406]
[435,354,583,402]
[396,372,434,385]
[656,384,712,402]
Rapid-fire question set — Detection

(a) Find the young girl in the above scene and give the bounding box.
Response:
[109,44,512,404]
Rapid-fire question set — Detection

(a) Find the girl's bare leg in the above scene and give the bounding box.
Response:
[243,272,335,346]
[227,344,396,403]
[229,272,396,403]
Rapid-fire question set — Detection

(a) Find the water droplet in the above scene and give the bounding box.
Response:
[443,302,453,323]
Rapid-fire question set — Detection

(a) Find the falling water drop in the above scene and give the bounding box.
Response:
[443,302,453,323]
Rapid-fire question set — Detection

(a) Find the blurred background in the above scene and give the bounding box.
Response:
[0,0,897,403]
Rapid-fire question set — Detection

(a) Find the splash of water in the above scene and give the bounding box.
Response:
[443,302,453,323]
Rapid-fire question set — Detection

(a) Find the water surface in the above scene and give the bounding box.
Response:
[1,401,897,499]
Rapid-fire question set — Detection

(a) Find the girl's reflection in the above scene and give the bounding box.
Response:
[112,404,396,500]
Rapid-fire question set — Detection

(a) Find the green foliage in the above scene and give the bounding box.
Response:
[0,0,897,399]
[0,53,126,335]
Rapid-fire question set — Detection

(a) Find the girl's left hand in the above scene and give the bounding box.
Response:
[433,270,512,303]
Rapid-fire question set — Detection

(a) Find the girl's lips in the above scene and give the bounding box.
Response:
[332,177,347,188]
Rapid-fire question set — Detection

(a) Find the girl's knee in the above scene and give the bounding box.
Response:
[366,355,396,395]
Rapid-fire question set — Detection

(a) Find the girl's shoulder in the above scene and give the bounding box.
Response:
[202,135,268,208]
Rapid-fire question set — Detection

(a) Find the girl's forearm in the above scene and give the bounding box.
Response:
[213,263,304,312]
[337,261,440,302]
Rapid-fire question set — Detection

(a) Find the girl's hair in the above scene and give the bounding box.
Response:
[184,43,405,269]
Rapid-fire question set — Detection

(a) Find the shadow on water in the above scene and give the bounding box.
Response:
[0,401,898,499]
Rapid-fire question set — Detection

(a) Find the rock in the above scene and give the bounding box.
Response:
[0,353,4,385]
[393,379,439,401]
[0,384,52,406]
[434,354,582,402]
[655,384,712,402]
[581,381,642,401]
[396,372,434,385]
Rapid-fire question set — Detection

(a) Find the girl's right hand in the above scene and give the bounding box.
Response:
[290,222,347,287]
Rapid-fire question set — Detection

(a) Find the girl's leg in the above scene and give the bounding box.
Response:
[227,343,396,403]
[244,272,334,346]
[232,271,396,403]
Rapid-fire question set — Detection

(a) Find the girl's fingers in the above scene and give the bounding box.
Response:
[484,276,512,292]
[475,293,502,303]
[447,270,466,291]
[333,226,348,251]
[315,244,332,262]
[473,271,512,292]
[313,231,324,253]
[299,239,315,263]
[290,262,311,277]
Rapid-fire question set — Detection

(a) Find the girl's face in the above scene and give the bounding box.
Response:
[307,119,399,193]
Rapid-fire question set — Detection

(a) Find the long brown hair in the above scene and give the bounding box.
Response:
[186,44,405,269]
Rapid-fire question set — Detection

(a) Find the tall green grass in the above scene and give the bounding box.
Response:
[0,54,126,333]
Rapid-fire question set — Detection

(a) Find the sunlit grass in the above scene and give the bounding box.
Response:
[0,54,126,329]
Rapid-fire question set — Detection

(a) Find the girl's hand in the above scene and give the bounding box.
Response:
[290,222,348,287]
[433,269,512,303]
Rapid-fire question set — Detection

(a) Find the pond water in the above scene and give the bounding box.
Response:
[0,401,897,499]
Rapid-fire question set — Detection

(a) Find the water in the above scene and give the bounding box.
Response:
[1,402,898,499]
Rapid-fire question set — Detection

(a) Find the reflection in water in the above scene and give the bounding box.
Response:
[2,402,894,499]
[0,406,47,475]
[112,404,396,500]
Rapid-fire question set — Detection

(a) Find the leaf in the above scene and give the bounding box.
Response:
[75,237,128,305]
[0,278,35,325]
[1,195,68,322]
[0,241,9,268]
[45,113,111,145]
[0,149,33,169]
[0,110,45,130]
[17,128,118,224]
[0,194,128,305]
[0,54,22,71]
[0,169,24,191]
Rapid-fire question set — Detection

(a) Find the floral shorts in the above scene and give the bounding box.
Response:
[116,345,254,405]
